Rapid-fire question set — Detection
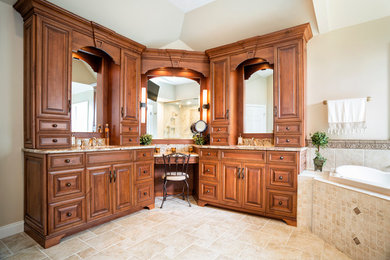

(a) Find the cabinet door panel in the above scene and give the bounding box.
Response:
[86,166,112,220]
[221,162,241,206]
[211,58,229,124]
[39,18,71,117]
[242,164,265,211]
[275,41,301,121]
[113,163,132,213]
[121,50,139,122]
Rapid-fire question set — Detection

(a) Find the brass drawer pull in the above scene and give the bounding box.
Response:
[206,169,210,172]
[207,152,211,156]
[217,139,221,142]
[143,153,146,157]
[206,190,210,193]
[278,201,283,206]
[64,159,70,163]
[279,176,283,180]
[280,156,284,160]
[66,212,72,217]
[129,138,132,142]
[217,128,221,131]
[52,139,58,143]
[52,123,58,128]
[143,170,147,173]
[143,192,147,196]
[286,126,290,130]
[66,183,71,187]
[286,139,290,143]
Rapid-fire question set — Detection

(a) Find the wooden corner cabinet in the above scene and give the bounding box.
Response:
[24,149,154,248]
[197,148,306,226]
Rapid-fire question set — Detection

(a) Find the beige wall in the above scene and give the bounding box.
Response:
[0,2,24,227]
[307,16,390,140]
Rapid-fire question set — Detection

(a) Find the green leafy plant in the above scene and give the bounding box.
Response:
[140,134,152,145]
[310,131,329,171]
[193,134,205,145]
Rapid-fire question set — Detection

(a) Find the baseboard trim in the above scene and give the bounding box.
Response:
[0,221,24,239]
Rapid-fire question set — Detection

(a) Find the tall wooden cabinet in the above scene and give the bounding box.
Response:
[206,24,312,147]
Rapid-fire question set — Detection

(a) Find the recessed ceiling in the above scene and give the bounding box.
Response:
[150,76,198,86]
[3,0,390,51]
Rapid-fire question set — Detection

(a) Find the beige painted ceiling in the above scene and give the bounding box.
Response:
[2,0,390,51]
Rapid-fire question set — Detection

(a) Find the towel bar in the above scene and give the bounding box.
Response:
[323,96,372,105]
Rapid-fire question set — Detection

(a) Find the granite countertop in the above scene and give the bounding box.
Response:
[154,153,199,158]
[23,145,156,154]
[195,145,308,152]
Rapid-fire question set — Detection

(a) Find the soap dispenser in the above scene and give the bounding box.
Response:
[237,134,243,145]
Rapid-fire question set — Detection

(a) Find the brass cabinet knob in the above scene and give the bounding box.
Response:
[66,212,72,217]
[206,169,210,172]
[217,139,220,142]
[286,126,290,130]
[143,153,146,157]
[64,159,70,163]
[207,152,211,156]
[66,183,71,187]
[143,192,147,196]
[129,138,132,142]
[286,139,290,143]
[52,123,58,128]
[280,156,284,160]
[217,128,221,131]
[206,190,210,193]
[52,139,58,143]
[143,170,147,173]
[278,201,283,205]
[279,176,283,180]
[129,127,132,131]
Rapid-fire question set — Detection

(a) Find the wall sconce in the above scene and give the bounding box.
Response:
[202,89,209,121]
[141,87,146,124]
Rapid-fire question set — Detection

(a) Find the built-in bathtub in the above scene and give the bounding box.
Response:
[328,165,390,196]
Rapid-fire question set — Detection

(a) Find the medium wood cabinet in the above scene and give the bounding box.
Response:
[197,148,304,226]
[23,148,154,248]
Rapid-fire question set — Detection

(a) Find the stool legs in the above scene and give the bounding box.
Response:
[184,179,191,207]
[160,179,167,208]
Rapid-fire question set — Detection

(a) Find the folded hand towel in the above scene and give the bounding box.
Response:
[327,98,367,135]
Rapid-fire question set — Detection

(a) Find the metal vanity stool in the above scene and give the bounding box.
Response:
[160,153,191,208]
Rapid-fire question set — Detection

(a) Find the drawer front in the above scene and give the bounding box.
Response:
[135,182,154,204]
[210,126,228,134]
[135,149,154,161]
[267,151,297,165]
[221,150,266,163]
[121,124,139,135]
[38,119,70,132]
[38,135,71,148]
[199,149,218,159]
[199,182,218,202]
[86,151,132,166]
[135,162,153,182]
[210,135,228,145]
[48,169,85,202]
[266,190,296,217]
[48,198,86,233]
[275,123,301,134]
[121,135,139,146]
[48,153,84,170]
[267,166,296,190]
[275,135,302,147]
[199,161,218,181]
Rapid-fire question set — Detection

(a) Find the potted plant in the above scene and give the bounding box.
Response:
[310,131,329,172]
[193,134,209,145]
[140,134,152,145]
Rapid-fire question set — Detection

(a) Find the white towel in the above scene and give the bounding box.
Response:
[327,98,367,135]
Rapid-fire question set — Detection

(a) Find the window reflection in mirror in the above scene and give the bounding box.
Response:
[244,68,273,133]
[71,58,97,132]
[147,77,200,139]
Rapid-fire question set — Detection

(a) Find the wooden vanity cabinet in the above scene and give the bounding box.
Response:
[197,148,304,226]
[23,148,154,248]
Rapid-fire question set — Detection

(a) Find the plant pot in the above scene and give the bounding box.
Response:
[313,157,326,172]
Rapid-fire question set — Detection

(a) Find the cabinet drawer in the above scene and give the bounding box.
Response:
[266,189,296,217]
[121,124,139,135]
[267,166,296,190]
[275,123,301,134]
[199,161,218,181]
[48,169,85,202]
[275,135,302,147]
[199,149,218,159]
[210,126,228,134]
[121,135,139,146]
[48,153,84,170]
[48,197,86,233]
[135,162,153,182]
[267,151,297,165]
[221,150,266,163]
[199,182,218,202]
[86,151,132,166]
[210,135,228,145]
[135,149,154,161]
[135,182,154,204]
[38,135,71,148]
[38,119,70,132]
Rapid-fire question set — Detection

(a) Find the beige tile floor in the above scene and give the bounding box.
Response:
[0,197,350,260]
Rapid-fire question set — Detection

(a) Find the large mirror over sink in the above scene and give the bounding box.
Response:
[146,76,200,139]
[243,63,274,134]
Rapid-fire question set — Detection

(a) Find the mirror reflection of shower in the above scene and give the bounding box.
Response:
[147,76,200,139]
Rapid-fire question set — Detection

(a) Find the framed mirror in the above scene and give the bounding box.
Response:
[146,76,201,139]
